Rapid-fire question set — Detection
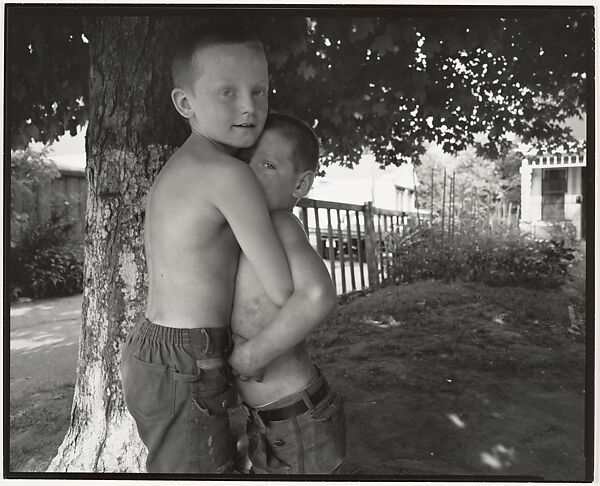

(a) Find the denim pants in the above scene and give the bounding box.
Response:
[120,317,237,473]
[245,371,346,474]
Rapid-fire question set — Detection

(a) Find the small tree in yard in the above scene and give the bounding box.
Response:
[415,143,506,217]
[6,7,591,472]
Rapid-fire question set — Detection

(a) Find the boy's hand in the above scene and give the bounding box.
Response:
[229,334,264,382]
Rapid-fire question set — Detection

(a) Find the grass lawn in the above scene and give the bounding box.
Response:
[308,276,586,479]
[10,275,586,479]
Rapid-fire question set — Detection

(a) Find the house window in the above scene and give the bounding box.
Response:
[541,169,566,221]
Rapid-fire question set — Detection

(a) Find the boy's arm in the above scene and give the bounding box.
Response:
[213,161,293,306]
[229,210,337,379]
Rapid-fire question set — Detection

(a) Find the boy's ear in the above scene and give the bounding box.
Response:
[171,88,194,119]
[293,170,315,199]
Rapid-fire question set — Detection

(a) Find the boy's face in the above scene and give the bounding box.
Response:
[248,129,304,211]
[186,43,269,149]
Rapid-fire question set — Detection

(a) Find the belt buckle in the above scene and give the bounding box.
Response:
[240,402,252,419]
[200,328,214,356]
[225,331,233,356]
[251,407,268,429]
[299,389,315,412]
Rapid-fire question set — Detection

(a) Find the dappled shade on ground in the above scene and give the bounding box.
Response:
[306,280,585,479]
[9,280,585,478]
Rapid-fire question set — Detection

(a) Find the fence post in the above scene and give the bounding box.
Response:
[326,209,337,289]
[345,209,356,291]
[37,181,52,223]
[336,209,347,295]
[440,169,446,258]
[313,201,322,257]
[363,202,379,289]
[300,206,309,235]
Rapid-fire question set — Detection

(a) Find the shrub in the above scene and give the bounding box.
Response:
[544,221,578,248]
[9,212,84,300]
[10,147,83,300]
[11,146,60,247]
[463,234,574,288]
[388,223,574,289]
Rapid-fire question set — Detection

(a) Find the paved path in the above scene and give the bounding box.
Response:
[9,294,82,400]
[6,265,362,399]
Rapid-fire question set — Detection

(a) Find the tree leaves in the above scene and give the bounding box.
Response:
[7,7,591,168]
[372,101,387,117]
[9,12,89,148]
[298,60,317,80]
[352,18,375,41]
[371,31,395,56]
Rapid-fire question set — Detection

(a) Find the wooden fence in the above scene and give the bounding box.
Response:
[13,171,407,297]
[12,169,87,243]
[295,197,410,295]
[295,168,522,296]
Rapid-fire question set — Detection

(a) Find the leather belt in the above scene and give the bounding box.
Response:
[257,380,330,422]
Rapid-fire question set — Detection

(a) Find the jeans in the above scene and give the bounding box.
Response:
[245,372,346,474]
[120,317,236,473]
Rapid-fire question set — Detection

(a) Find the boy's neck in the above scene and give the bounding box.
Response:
[189,126,237,156]
[285,200,301,212]
[269,204,295,213]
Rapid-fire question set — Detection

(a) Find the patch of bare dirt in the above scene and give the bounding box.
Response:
[9,383,75,472]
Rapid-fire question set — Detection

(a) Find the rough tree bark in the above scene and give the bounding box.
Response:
[48,17,187,472]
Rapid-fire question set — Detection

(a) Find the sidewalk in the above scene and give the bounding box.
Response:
[10,294,82,400]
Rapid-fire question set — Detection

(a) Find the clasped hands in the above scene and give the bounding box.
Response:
[228,333,264,382]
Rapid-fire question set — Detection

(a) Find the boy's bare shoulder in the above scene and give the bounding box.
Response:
[175,142,252,174]
[271,211,309,244]
[165,144,255,192]
[271,210,335,296]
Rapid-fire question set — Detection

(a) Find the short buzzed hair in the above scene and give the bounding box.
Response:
[171,22,264,90]
[262,113,320,173]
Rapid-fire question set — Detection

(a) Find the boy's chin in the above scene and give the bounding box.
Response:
[233,137,259,150]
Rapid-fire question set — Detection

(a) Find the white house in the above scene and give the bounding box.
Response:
[308,151,419,213]
[519,151,587,240]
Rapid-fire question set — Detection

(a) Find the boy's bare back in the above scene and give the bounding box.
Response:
[145,135,290,329]
[145,137,237,328]
[143,36,295,330]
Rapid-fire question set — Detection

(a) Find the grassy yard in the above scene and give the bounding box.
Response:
[10,270,587,478]
[308,274,586,479]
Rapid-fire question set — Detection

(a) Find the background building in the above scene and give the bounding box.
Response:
[519,151,586,240]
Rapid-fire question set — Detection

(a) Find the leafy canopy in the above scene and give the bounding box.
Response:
[9,14,88,149]
[8,7,591,166]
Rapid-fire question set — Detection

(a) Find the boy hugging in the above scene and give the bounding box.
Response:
[232,113,346,474]
[120,21,346,475]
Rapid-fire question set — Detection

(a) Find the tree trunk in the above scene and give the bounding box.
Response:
[48,17,187,472]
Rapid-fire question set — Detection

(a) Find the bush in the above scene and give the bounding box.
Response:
[10,147,83,300]
[388,224,574,289]
[463,234,574,288]
[9,212,84,300]
[11,146,60,247]
[544,221,578,248]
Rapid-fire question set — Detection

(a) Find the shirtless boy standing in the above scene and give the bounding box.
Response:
[231,113,346,474]
[120,24,292,474]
